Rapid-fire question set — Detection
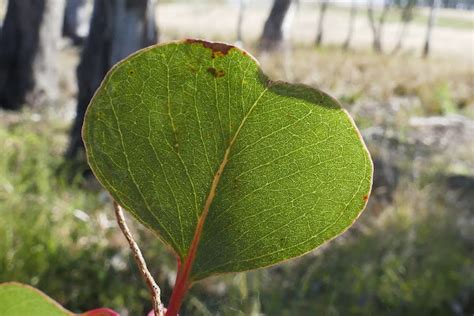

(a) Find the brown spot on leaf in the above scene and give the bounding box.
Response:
[207,67,225,78]
[186,39,234,58]
[188,65,197,73]
[363,195,368,201]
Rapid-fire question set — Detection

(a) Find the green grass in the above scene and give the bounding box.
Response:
[0,112,172,314]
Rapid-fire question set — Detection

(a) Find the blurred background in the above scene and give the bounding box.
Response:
[0,0,473,315]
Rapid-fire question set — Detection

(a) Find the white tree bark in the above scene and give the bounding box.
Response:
[29,0,65,107]
[63,0,90,45]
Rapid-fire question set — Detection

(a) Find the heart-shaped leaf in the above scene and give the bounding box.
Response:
[83,40,372,282]
[0,283,119,316]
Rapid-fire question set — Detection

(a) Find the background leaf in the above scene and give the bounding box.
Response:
[0,282,71,316]
[0,283,119,316]
[83,40,372,282]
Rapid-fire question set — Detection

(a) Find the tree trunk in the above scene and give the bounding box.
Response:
[0,0,65,110]
[377,0,391,52]
[62,0,89,45]
[367,0,390,53]
[343,0,357,50]
[423,0,439,58]
[259,0,292,51]
[315,0,329,46]
[367,0,380,52]
[392,19,409,54]
[236,0,246,45]
[66,0,158,159]
[392,0,415,54]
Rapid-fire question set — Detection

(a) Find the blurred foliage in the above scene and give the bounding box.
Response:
[259,186,473,316]
[0,113,173,315]
[416,81,457,115]
[183,183,473,316]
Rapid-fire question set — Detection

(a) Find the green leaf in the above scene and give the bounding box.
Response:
[0,283,120,316]
[0,283,71,316]
[83,40,372,281]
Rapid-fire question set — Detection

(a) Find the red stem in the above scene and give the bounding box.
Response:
[166,138,231,315]
[165,263,188,316]
[166,212,207,315]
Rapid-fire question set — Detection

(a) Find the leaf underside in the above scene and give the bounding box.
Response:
[83,39,372,281]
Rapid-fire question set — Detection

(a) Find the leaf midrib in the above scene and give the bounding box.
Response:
[181,85,269,282]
